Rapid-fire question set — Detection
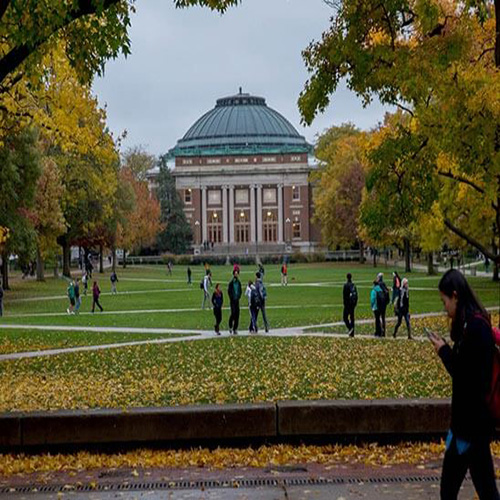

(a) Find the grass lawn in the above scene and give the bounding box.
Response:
[0,262,497,412]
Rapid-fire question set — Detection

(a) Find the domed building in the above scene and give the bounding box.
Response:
[163,90,321,253]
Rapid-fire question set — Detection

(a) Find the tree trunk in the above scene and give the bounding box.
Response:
[358,240,365,264]
[404,238,411,273]
[62,240,71,278]
[122,250,127,269]
[99,244,104,273]
[427,252,435,275]
[54,257,59,278]
[372,249,377,268]
[36,246,45,282]
[112,246,116,272]
[1,252,9,290]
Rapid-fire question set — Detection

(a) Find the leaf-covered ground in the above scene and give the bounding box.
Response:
[0,335,451,412]
[0,442,499,477]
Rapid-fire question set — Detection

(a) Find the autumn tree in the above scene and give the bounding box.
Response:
[313,124,366,261]
[0,128,41,289]
[122,145,156,182]
[299,0,500,279]
[156,156,193,255]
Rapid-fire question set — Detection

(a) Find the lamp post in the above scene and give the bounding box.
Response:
[194,220,200,254]
[285,217,291,252]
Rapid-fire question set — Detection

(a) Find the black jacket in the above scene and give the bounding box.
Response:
[438,314,495,441]
[211,291,223,309]
[343,282,353,308]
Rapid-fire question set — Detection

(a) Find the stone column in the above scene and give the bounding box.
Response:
[222,186,228,244]
[250,185,256,243]
[256,184,263,243]
[201,187,207,243]
[277,184,284,243]
[229,186,235,243]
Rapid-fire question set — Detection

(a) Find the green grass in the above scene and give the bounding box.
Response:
[0,329,188,355]
[1,262,498,331]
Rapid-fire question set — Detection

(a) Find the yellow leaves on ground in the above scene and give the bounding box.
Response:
[0,442,499,477]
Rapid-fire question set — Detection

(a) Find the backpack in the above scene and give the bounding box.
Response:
[200,279,204,290]
[250,287,261,308]
[378,282,390,307]
[262,284,267,300]
[349,283,358,307]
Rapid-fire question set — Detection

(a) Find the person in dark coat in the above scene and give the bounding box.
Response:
[376,272,389,336]
[392,271,401,310]
[342,273,357,337]
[392,278,411,339]
[211,283,223,335]
[228,270,242,335]
[428,269,498,499]
[91,281,103,313]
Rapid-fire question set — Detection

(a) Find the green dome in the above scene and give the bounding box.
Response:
[170,91,311,157]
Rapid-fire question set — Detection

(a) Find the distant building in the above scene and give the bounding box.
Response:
[149,90,321,253]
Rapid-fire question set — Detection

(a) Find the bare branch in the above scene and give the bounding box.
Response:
[438,170,485,195]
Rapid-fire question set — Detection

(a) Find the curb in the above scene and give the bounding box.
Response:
[0,399,497,450]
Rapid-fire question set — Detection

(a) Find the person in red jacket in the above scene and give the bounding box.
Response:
[428,270,498,500]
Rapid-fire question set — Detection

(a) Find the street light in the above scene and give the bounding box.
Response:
[194,220,200,247]
[285,218,291,248]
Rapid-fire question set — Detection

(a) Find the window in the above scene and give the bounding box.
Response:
[207,211,222,243]
[235,189,249,205]
[184,189,192,204]
[235,211,249,243]
[263,211,277,243]
[263,188,276,204]
[208,190,221,205]
[292,185,300,201]
[293,220,301,239]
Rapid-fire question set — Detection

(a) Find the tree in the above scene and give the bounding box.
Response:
[122,145,156,182]
[156,156,193,255]
[299,0,500,278]
[0,128,41,289]
[116,168,162,265]
[313,124,366,261]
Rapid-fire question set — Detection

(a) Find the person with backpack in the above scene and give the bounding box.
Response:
[255,271,269,333]
[376,273,390,336]
[228,270,242,335]
[392,271,401,313]
[281,262,288,286]
[110,271,119,294]
[74,278,81,315]
[342,273,357,337]
[211,283,224,335]
[370,279,383,337]
[392,278,411,339]
[66,280,75,314]
[246,279,259,333]
[91,280,103,313]
[428,269,499,500]
[201,271,211,309]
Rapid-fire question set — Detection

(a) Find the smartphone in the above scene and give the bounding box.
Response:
[424,327,435,340]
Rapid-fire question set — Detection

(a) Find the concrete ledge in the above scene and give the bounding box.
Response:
[0,399,463,449]
[18,403,276,446]
[278,399,451,437]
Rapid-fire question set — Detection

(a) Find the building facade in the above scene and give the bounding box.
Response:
[160,90,321,253]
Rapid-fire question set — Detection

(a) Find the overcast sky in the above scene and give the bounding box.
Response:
[92,0,391,157]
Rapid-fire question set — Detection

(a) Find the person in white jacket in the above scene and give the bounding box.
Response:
[202,272,212,309]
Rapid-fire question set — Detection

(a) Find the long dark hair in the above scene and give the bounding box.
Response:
[438,269,490,341]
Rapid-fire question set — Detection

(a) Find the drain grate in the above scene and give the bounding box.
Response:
[0,475,447,494]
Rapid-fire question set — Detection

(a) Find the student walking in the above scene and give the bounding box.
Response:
[370,279,383,337]
[167,261,173,276]
[66,280,75,314]
[74,278,81,314]
[187,267,192,285]
[201,272,211,309]
[228,270,242,335]
[0,283,3,317]
[281,262,288,286]
[428,270,499,500]
[393,278,411,339]
[91,281,103,313]
[376,273,390,336]
[110,271,118,294]
[392,271,401,311]
[82,272,88,296]
[343,273,358,337]
[211,283,224,335]
[245,280,257,333]
[255,271,269,332]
